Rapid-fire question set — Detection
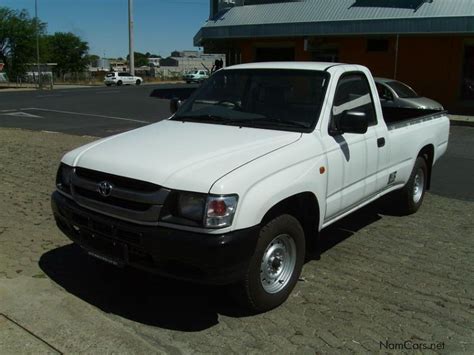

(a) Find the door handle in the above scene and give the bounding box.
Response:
[377,137,385,148]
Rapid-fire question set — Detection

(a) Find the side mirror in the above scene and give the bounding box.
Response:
[335,111,368,134]
[170,98,183,114]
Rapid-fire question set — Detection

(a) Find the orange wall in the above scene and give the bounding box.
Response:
[396,36,466,105]
[234,35,472,107]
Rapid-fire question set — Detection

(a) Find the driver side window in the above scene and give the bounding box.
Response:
[330,73,377,132]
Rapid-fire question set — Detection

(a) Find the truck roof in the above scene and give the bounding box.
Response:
[224,61,344,71]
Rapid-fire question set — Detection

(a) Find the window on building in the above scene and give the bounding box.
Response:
[255,47,295,62]
[367,39,390,52]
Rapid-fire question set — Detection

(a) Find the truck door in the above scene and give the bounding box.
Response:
[322,72,380,221]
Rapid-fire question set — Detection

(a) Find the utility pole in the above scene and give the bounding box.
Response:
[35,0,41,89]
[128,0,135,75]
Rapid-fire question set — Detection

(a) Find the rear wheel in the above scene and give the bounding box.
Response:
[234,214,305,313]
[105,83,112,87]
[136,79,141,85]
[117,80,123,86]
[393,156,428,215]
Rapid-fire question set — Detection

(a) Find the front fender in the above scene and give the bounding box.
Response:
[210,134,328,231]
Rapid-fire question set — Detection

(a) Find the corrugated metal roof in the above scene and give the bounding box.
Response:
[195,0,474,45]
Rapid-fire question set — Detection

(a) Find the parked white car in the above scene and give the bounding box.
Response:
[183,70,209,84]
[104,72,143,86]
[53,62,449,312]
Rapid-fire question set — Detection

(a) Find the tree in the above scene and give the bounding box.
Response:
[126,52,149,67]
[84,54,100,66]
[0,7,46,80]
[43,32,89,77]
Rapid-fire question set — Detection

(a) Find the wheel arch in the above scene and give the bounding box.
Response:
[418,144,434,190]
[260,192,320,249]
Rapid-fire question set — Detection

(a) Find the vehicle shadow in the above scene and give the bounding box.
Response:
[39,244,225,331]
[39,198,393,331]
[319,199,385,254]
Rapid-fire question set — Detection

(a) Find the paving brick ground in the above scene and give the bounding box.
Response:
[0,128,473,354]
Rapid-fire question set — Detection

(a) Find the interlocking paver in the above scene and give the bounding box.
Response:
[0,128,472,354]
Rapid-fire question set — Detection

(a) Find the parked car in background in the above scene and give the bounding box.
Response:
[375,78,444,110]
[183,70,209,84]
[104,72,143,86]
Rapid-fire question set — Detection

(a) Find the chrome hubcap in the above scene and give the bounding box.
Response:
[260,234,296,294]
[413,168,425,203]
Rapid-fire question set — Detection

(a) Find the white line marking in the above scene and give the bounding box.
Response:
[0,109,17,112]
[42,130,59,134]
[1,111,42,118]
[22,108,148,123]
[37,94,63,98]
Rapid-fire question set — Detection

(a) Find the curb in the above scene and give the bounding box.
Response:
[449,116,474,128]
[450,120,474,127]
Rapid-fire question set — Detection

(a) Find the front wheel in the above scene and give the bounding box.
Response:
[136,79,141,85]
[235,214,305,313]
[394,156,428,215]
[116,80,123,86]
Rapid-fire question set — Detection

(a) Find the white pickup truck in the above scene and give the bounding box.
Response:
[52,62,449,312]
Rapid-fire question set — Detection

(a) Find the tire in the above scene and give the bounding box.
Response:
[117,80,123,86]
[235,214,305,313]
[186,81,191,84]
[105,83,111,87]
[394,156,428,215]
[136,79,141,85]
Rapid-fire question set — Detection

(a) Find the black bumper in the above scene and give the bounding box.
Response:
[51,191,259,285]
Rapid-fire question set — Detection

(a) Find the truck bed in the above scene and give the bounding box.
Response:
[382,107,447,130]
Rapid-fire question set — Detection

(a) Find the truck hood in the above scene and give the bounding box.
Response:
[63,120,301,192]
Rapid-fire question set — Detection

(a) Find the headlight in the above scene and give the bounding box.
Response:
[165,192,238,228]
[56,163,73,195]
[177,192,206,222]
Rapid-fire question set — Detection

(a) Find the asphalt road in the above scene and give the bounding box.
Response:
[0,85,472,201]
[0,83,196,137]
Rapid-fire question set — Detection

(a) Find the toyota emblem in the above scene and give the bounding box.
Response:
[97,181,113,197]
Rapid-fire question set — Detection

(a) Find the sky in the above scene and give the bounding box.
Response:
[1,0,209,58]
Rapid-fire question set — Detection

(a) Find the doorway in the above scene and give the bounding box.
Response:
[461,45,474,101]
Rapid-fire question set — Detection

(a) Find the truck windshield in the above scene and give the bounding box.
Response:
[386,81,419,98]
[173,69,329,132]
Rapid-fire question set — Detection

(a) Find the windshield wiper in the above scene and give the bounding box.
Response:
[228,117,310,129]
[172,114,228,122]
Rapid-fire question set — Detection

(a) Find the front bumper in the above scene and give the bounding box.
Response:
[51,191,259,284]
